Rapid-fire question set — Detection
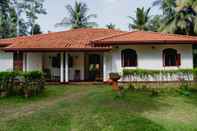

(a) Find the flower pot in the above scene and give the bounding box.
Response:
[109,73,121,91]
[109,73,121,81]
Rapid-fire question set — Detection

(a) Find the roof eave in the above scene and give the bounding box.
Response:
[3,47,112,52]
[92,40,197,45]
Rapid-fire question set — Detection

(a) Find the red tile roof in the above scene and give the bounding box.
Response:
[92,31,197,45]
[1,29,197,51]
[0,39,12,47]
[2,28,124,51]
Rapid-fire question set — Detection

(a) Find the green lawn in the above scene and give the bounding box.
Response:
[1,84,197,131]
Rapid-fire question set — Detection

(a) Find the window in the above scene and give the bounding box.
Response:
[121,49,137,67]
[163,48,181,67]
[14,52,23,71]
[68,55,73,68]
[52,54,60,68]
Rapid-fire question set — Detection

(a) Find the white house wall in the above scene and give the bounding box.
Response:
[0,50,13,71]
[103,44,193,81]
[26,53,42,71]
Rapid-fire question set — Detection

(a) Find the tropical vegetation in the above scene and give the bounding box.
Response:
[152,0,197,35]
[0,0,46,38]
[106,23,116,29]
[55,1,97,29]
[128,7,151,31]
[0,71,45,98]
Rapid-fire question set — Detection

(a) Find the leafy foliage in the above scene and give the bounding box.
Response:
[31,23,42,35]
[153,0,197,35]
[147,15,162,32]
[0,0,16,38]
[55,1,97,29]
[23,0,46,35]
[106,23,116,29]
[123,68,195,81]
[128,7,151,31]
[0,71,45,98]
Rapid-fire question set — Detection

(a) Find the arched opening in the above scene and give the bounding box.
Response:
[121,49,137,67]
[163,48,181,67]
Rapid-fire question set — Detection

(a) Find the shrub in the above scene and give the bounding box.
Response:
[151,89,160,97]
[0,71,45,98]
[179,82,191,96]
[128,83,135,91]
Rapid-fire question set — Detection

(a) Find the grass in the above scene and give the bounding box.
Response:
[1,84,197,131]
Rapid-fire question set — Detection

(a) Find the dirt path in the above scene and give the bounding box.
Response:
[0,90,89,122]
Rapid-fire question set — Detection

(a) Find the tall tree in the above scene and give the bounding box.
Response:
[0,0,11,38]
[128,7,151,31]
[106,23,116,29]
[153,0,197,35]
[147,15,162,32]
[56,1,97,29]
[153,0,176,17]
[31,23,42,34]
[23,0,46,35]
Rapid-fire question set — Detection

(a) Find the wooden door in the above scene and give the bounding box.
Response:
[14,52,23,71]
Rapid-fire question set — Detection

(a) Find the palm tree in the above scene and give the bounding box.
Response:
[155,0,197,35]
[106,23,116,29]
[153,0,176,17]
[56,1,97,29]
[147,15,161,32]
[128,7,151,31]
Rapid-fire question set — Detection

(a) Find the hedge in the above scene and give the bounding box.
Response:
[122,68,197,81]
[0,71,45,98]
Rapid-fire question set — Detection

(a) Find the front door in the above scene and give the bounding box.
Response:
[85,54,103,81]
[14,52,23,71]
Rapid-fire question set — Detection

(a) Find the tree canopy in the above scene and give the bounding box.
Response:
[55,1,97,29]
[128,7,151,31]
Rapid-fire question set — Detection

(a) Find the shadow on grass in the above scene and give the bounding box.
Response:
[79,113,166,131]
[86,88,172,114]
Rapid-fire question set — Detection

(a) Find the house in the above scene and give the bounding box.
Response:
[0,28,197,83]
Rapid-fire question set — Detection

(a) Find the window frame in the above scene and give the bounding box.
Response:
[162,48,180,67]
[121,49,138,67]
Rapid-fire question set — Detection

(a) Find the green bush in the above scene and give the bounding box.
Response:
[0,71,45,98]
[123,68,196,81]
[179,81,191,96]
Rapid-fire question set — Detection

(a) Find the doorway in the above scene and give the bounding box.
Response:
[85,54,103,81]
[13,52,23,71]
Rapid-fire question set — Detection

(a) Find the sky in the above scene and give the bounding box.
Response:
[37,0,161,33]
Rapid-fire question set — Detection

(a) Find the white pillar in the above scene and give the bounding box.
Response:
[60,52,64,83]
[23,53,27,72]
[65,53,69,82]
[103,52,112,82]
[103,53,107,82]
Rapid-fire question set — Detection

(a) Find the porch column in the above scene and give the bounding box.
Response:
[103,52,112,82]
[60,52,64,83]
[23,53,27,72]
[64,53,69,83]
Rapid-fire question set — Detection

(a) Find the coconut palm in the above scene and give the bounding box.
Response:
[153,0,176,17]
[156,0,197,35]
[106,23,116,29]
[56,1,97,29]
[128,7,151,31]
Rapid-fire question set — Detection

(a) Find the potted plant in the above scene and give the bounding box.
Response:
[109,73,121,91]
[109,73,121,81]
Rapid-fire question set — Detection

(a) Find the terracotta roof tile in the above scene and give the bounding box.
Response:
[92,31,197,45]
[2,28,124,51]
[2,30,197,51]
